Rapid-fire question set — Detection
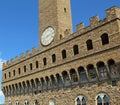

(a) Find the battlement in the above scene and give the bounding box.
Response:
[2,6,120,69]
[76,6,120,31]
[2,47,38,69]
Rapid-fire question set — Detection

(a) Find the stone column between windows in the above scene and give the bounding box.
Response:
[94,65,100,81]
[84,67,90,82]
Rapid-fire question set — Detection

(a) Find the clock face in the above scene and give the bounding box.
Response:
[41,27,55,46]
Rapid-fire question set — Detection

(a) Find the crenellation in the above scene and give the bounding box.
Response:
[20,53,25,59]
[90,15,99,27]
[106,6,120,21]
[26,50,31,57]
[32,47,37,54]
[76,23,84,31]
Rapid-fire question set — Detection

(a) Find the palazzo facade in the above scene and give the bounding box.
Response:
[2,0,120,105]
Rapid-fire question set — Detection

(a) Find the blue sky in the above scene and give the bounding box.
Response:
[0,0,120,104]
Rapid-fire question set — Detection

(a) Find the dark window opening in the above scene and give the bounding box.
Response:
[101,33,109,45]
[24,65,26,72]
[64,8,67,12]
[18,68,21,74]
[62,50,67,59]
[112,80,117,86]
[86,39,93,50]
[43,57,47,66]
[52,54,56,63]
[9,72,11,77]
[4,73,6,79]
[36,61,39,68]
[13,70,15,76]
[73,45,79,55]
[30,63,33,70]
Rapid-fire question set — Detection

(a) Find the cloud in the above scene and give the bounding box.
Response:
[0,58,5,70]
[0,90,4,96]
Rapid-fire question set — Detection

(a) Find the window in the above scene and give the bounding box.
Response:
[16,101,19,105]
[97,62,108,79]
[18,68,21,74]
[4,73,6,79]
[9,72,11,78]
[75,95,86,105]
[24,65,26,72]
[78,67,87,82]
[87,64,97,81]
[24,100,29,105]
[43,57,47,66]
[101,33,109,45]
[52,54,56,63]
[86,39,93,50]
[36,61,39,68]
[73,45,79,55]
[13,70,15,76]
[64,8,67,12]
[30,63,33,70]
[70,69,78,82]
[96,93,110,105]
[49,99,55,105]
[62,50,67,59]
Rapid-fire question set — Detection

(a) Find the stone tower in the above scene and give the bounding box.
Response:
[39,0,73,50]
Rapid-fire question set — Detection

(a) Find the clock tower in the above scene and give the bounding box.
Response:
[39,0,73,50]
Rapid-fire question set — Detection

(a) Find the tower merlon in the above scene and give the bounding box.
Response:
[106,6,120,21]
[20,53,25,59]
[90,15,99,27]
[76,23,84,31]
[32,47,37,54]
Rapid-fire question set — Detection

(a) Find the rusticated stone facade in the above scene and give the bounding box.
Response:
[1,0,120,105]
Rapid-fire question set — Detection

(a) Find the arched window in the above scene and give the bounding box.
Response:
[52,54,56,63]
[13,70,15,76]
[24,100,29,105]
[87,64,97,81]
[62,50,67,59]
[101,33,109,45]
[62,71,70,86]
[56,74,63,88]
[43,57,47,66]
[36,61,39,68]
[70,69,78,83]
[86,39,93,50]
[34,100,38,105]
[96,93,110,105]
[73,45,79,55]
[9,72,11,77]
[75,95,87,105]
[16,101,19,105]
[49,99,55,105]
[97,62,108,79]
[8,101,12,105]
[4,73,6,79]
[78,67,87,83]
[108,59,118,77]
[45,76,51,89]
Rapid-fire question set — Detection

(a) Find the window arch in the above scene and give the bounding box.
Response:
[34,100,38,105]
[49,99,55,105]
[78,67,87,83]
[8,101,12,105]
[87,64,97,81]
[107,59,118,77]
[24,100,29,105]
[86,39,93,50]
[97,62,108,79]
[75,95,87,105]
[62,50,67,59]
[101,33,109,45]
[96,93,110,105]
[70,69,78,83]
[62,71,70,86]
[30,63,33,70]
[16,101,19,105]
[73,45,79,55]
